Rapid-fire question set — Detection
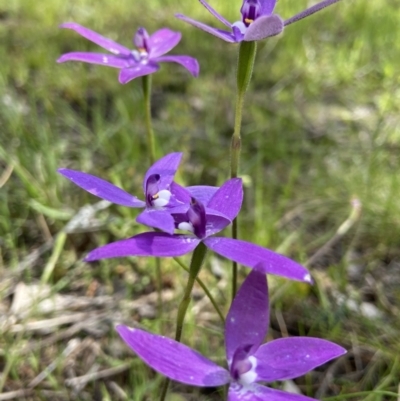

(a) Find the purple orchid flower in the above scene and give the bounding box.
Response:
[57,153,216,234]
[176,0,341,43]
[85,177,311,283]
[117,269,346,400]
[57,23,199,83]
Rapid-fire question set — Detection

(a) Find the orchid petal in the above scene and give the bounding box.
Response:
[199,0,232,28]
[119,63,159,84]
[85,232,200,261]
[207,178,243,221]
[168,204,191,215]
[148,28,181,58]
[284,0,341,26]
[136,210,176,234]
[203,237,312,282]
[228,382,319,401]
[57,168,145,208]
[153,55,200,77]
[225,270,268,362]
[244,14,284,41]
[143,153,183,194]
[205,209,231,236]
[59,23,131,56]
[186,185,219,204]
[254,337,346,382]
[175,14,237,43]
[259,0,277,16]
[57,52,130,68]
[170,182,192,205]
[232,25,245,42]
[117,326,230,386]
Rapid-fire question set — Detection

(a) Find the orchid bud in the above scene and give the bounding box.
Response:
[134,27,150,52]
[187,198,207,239]
[240,0,262,26]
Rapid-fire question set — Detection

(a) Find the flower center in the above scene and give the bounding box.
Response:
[145,174,172,209]
[176,198,207,239]
[230,345,258,385]
[132,27,150,63]
[240,0,262,26]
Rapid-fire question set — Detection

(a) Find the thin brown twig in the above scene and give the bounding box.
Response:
[0,163,14,188]
[65,362,131,388]
[28,339,81,388]
[106,381,128,400]
[18,313,107,355]
[10,312,90,333]
[70,363,101,395]
[275,309,288,338]
[0,389,33,400]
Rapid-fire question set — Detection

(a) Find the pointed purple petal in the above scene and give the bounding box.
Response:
[175,14,237,43]
[259,0,277,16]
[203,237,312,282]
[198,0,232,28]
[148,28,181,58]
[284,0,341,26]
[170,182,192,205]
[85,232,200,261]
[207,178,243,221]
[244,14,284,41]
[153,55,199,77]
[186,185,219,204]
[57,168,145,208]
[119,64,159,84]
[136,210,176,234]
[59,23,131,56]
[254,337,346,382]
[205,208,231,236]
[228,382,319,401]
[117,326,230,386]
[225,270,268,362]
[57,52,130,68]
[143,153,183,194]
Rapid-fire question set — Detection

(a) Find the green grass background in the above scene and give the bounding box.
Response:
[1,0,400,399]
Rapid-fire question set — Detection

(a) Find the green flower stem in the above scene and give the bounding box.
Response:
[142,74,156,164]
[230,41,257,300]
[231,221,239,299]
[175,242,208,341]
[173,256,224,324]
[230,90,245,179]
[141,75,163,316]
[159,243,208,401]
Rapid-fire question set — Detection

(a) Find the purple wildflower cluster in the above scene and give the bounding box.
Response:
[59,153,311,282]
[59,153,344,399]
[58,0,345,399]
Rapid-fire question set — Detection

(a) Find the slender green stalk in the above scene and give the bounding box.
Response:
[231,223,239,298]
[142,74,156,164]
[173,256,225,323]
[230,90,246,179]
[159,243,208,401]
[230,41,257,300]
[141,75,163,316]
[40,232,66,285]
[175,243,207,340]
